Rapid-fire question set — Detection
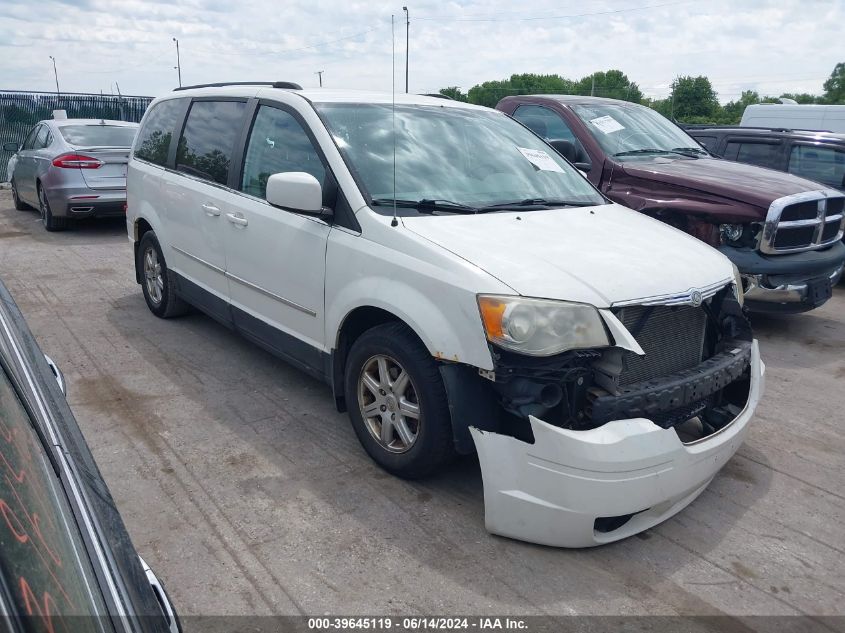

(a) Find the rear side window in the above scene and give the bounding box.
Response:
[724,141,781,168]
[240,105,325,199]
[176,100,247,186]
[134,99,184,166]
[60,125,137,147]
[788,144,845,188]
[33,126,50,149]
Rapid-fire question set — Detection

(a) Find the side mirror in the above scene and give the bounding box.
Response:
[2,142,19,152]
[549,139,577,163]
[575,162,592,173]
[266,172,329,216]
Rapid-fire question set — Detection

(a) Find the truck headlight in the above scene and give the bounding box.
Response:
[732,264,745,307]
[477,295,610,356]
[720,223,744,243]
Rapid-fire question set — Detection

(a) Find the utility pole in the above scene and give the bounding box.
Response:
[172,37,182,87]
[402,6,409,93]
[590,73,595,96]
[315,70,324,87]
[49,56,60,94]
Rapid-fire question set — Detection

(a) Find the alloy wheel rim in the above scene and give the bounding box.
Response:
[357,354,421,453]
[38,188,47,224]
[143,246,164,305]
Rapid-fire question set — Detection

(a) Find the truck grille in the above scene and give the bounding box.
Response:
[762,194,845,254]
[615,305,707,387]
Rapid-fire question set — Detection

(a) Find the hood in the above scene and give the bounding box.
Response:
[402,203,734,307]
[620,156,825,208]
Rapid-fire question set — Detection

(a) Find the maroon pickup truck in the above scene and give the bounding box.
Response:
[496,95,845,313]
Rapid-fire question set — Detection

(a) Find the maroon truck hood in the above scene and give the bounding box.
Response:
[621,156,826,208]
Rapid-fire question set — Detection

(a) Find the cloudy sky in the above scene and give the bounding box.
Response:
[0,0,842,102]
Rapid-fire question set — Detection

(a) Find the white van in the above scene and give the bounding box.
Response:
[126,82,763,547]
[741,103,845,133]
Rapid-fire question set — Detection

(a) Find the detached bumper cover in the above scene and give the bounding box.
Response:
[470,340,764,548]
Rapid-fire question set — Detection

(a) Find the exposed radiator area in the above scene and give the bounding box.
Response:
[614,305,707,386]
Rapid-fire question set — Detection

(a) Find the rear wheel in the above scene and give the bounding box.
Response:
[344,322,455,479]
[138,231,190,318]
[11,179,30,211]
[38,184,67,231]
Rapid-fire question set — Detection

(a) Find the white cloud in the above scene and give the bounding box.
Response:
[0,0,841,102]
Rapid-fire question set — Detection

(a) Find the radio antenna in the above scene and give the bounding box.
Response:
[390,14,398,228]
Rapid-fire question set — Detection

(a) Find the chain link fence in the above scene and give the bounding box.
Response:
[1,90,153,181]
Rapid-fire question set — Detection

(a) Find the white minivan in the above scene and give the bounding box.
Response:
[127,82,764,547]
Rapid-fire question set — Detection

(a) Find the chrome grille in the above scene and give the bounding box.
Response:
[615,305,707,387]
[762,192,845,254]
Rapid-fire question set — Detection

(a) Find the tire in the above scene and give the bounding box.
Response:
[11,179,30,211]
[38,184,68,231]
[137,231,190,318]
[344,322,455,479]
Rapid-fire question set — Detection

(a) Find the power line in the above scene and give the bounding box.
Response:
[188,25,384,58]
[416,0,693,22]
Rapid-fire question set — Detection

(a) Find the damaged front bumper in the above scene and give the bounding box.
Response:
[470,340,764,548]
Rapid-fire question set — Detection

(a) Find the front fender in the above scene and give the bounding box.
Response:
[327,277,494,371]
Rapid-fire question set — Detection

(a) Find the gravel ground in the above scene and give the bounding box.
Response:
[0,190,843,624]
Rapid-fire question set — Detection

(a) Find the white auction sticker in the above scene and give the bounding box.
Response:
[590,115,625,134]
[517,147,564,172]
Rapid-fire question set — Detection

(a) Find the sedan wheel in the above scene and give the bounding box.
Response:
[11,180,29,211]
[38,185,67,231]
[357,354,421,453]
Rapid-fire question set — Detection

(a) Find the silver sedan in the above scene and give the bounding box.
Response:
[3,119,138,231]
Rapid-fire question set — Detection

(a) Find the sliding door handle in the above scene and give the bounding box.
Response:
[226,212,248,227]
[202,203,221,217]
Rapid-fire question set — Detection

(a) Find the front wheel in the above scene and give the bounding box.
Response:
[344,322,455,479]
[11,179,30,211]
[137,231,189,318]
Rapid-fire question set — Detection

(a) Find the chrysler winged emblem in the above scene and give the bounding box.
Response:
[690,290,703,307]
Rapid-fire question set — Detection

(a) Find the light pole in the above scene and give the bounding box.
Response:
[315,70,324,87]
[402,6,409,93]
[173,37,182,87]
[49,56,60,94]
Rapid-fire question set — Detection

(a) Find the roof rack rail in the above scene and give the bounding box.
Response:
[420,93,454,100]
[682,124,833,133]
[173,81,303,92]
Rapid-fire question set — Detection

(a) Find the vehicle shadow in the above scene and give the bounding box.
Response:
[100,293,769,613]
[1,205,126,242]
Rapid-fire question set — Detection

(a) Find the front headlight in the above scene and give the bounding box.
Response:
[732,263,745,307]
[720,223,744,243]
[477,295,610,356]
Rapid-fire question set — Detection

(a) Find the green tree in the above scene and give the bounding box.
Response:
[822,62,845,104]
[719,90,763,124]
[438,86,467,102]
[466,73,576,107]
[778,92,821,104]
[668,75,720,121]
[574,69,643,102]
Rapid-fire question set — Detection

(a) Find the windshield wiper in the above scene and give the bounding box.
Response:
[670,146,709,156]
[477,198,595,212]
[370,198,479,214]
[614,148,701,158]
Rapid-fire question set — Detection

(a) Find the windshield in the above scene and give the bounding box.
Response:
[0,365,107,629]
[571,103,705,159]
[59,125,137,147]
[315,103,606,213]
